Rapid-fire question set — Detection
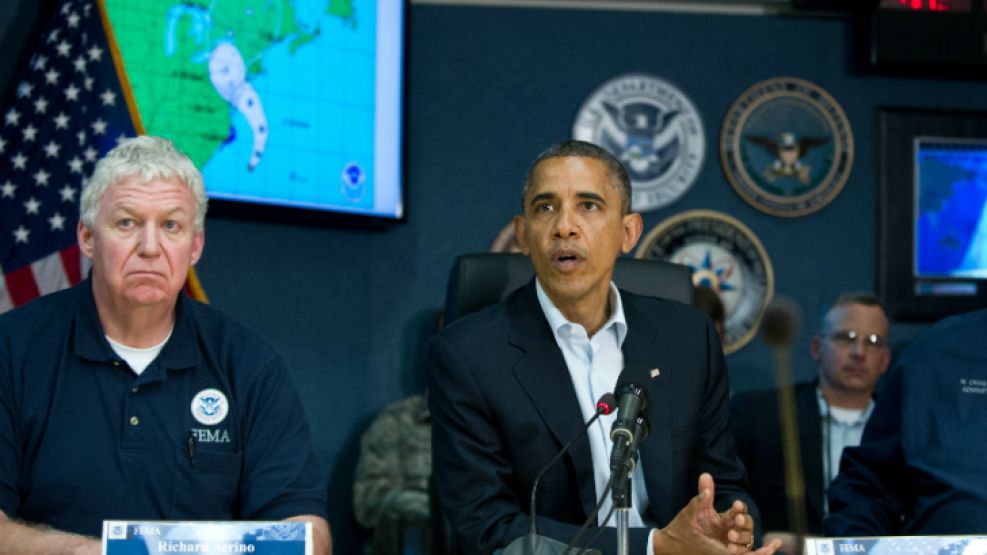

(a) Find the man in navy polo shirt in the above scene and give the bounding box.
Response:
[0,136,332,554]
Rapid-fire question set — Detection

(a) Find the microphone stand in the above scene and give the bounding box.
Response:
[610,416,646,555]
[613,476,631,555]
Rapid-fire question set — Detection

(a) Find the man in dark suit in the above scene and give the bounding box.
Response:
[427,140,779,555]
[730,293,890,550]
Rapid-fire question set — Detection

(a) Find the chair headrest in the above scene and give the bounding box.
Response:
[443,253,694,324]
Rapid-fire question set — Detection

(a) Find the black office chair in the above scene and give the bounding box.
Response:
[443,252,694,324]
[430,252,694,555]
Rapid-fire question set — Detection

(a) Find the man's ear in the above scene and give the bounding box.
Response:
[621,212,643,254]
[809,334,823,363]
[513,215,530,256]
[877,347,891,377]
[190,230,205,266]
[77,220,95,260]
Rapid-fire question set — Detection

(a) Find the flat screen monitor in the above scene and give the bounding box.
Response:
[915,138,987,280]
[103,0,404,222]
[879,109,987,320]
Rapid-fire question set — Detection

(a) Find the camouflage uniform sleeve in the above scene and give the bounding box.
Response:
[352,396,430,528]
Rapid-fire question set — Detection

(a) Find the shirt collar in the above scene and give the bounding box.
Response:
[535,278,627,346]
[73,277,199,373]
[816,386,875,425]
[73,276,116,363]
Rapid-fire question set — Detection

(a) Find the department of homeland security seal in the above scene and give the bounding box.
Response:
[191,388,229,426]
[720,77,853,217]
[573,73,705,212]
[635,210,774,354]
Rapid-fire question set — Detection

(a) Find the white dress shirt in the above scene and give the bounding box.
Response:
[535,279,652,530]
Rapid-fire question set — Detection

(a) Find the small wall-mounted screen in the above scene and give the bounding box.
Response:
[914,137,987,280]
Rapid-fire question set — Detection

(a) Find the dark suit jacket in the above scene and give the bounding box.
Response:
[427,281,758,555]
[729,381,825,535]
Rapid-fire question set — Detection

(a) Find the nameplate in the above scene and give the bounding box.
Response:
[804,535,987,555]
[102,520,311,555]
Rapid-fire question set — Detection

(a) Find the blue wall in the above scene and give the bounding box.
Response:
[6,3,987,553]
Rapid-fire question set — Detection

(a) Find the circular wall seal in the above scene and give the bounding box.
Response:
[573,73,705,212]
[635,209,774,354]
[720,77,853,217]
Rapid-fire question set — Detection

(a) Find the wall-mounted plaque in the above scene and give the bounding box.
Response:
[720,77,853,217]
[635,209,774,354]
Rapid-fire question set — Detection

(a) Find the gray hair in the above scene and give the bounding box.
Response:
[522,140,632,215]
[80,136,208,231]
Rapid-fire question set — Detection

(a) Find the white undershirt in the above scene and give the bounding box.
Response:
[816,388,874,514]
[106,329,172,375]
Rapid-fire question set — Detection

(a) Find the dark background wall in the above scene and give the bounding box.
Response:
[4,2,986,553]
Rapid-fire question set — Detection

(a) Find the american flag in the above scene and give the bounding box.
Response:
[0,0,205,313]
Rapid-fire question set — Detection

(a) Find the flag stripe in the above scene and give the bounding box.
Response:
[33,248,71,296]
[60,242,82,284]
[5,265,41,307]
[0,279,11,313]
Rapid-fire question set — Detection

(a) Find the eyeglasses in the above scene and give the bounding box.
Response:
[828,329,887,350]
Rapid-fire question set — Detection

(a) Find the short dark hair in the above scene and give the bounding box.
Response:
[521,140,632,215]
[819,292,891,332]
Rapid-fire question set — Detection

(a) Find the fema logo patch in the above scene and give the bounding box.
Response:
[573,73,705,212]
[635,210,774,354]
[341,162,366,201]
[720,77,853,217]
[191,388,229,426]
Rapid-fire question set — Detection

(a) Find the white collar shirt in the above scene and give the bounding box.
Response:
[535,278,651,531]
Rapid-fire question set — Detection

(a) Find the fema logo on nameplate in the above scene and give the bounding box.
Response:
[106,521,128,540]
[720,77,853,217]
[191,388,229,426]
[573,73,705,212]
[635,210,774,354]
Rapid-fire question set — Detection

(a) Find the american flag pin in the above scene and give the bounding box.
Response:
[649,368,661,379]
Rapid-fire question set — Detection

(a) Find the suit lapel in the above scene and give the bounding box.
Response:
[507,282,600,517]
[620,294,672,526]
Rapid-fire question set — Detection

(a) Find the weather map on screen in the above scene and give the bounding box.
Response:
[914,138,987,278]
[103,0,403,219]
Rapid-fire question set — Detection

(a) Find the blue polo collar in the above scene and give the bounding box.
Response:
[72,277,200,373]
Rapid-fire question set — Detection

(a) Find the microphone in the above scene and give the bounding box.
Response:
[609,363,653,478]
[761,295,801,348]
[760,295,809,535]
[503,393,616,555]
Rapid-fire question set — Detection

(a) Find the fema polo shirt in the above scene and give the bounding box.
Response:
[0,278,327,536]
